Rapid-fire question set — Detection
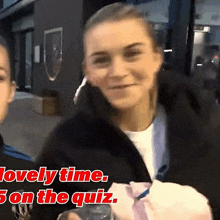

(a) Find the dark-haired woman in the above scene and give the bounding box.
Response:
[0,33,38,219]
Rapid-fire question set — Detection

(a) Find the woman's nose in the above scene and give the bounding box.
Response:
[108,57,128,79]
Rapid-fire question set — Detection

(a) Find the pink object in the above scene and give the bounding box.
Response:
[108,180,213,220]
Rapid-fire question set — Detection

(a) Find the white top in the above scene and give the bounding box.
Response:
[125,105,168,180]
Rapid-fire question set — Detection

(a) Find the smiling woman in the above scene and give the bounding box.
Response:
[84,18,162,131]
[32,2,220,220]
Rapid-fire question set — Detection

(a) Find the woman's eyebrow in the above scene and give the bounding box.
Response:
[90,51,107,57]
[89,43,144,57]
[125,43,144,49]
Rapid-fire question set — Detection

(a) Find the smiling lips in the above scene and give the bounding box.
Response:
[108,84,135,89]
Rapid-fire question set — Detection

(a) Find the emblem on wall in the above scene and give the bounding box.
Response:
[44,27,63,81]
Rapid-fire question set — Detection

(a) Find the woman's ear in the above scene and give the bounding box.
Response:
[83,60,90,77]
[83,60,94,86]
[154,48,163,73]
[83,58,98,87]
[7,81,16,103]
[82,60,92,82]
[82,60,86,75]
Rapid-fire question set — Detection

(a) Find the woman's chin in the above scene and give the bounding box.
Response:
[109,99,138,111]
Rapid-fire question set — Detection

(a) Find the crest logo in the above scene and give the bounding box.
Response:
[44,27,63,81]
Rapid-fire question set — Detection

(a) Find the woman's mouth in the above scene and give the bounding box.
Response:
[109,84,134,89]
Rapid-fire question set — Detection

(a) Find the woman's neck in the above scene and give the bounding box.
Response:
[113,95,156,132]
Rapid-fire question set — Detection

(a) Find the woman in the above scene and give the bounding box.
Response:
[32,3,220,219]
[0,32,37,219]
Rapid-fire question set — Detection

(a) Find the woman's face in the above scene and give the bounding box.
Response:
[0,45,15,124]
[84,19,162,110]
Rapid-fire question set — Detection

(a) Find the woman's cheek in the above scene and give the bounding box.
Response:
[89,70,107,87]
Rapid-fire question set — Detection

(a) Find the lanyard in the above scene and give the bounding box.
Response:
[137,164,168,201]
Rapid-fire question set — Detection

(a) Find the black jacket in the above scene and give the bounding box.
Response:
[32,72,220,220]
[0,134,39,219]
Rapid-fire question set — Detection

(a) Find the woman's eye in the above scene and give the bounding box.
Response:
[0,74,7,82]
[124,50,141,60]
[93,57,110,67]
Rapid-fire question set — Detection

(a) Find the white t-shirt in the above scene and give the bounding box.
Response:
[125,105,168,180]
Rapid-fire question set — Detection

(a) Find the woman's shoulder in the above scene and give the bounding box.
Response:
[0,133,33,169]
[50,110,97,137]
[36,110,102,163]
[2,144,32,162]
[158,71,216,114]
[158,70,203,98]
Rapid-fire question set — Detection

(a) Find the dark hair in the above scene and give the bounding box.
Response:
[83,2,160,53]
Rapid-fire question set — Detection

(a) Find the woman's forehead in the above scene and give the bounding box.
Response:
[84,19,152,55]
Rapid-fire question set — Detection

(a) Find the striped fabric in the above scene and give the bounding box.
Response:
[2,144,32,162]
